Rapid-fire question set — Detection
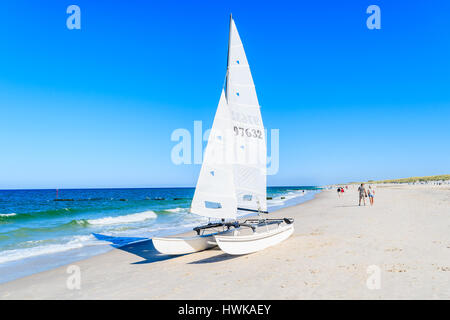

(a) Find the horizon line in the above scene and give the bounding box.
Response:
[0,185,321,191]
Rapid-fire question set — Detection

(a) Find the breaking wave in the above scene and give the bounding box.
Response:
[0,235,98,264]
[86,211,157,225]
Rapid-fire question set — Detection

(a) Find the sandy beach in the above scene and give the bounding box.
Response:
[1,184,449,300]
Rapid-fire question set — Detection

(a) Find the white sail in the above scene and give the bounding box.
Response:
[190,90,238,219]
[227,17,267,213]
[191,16,266,220]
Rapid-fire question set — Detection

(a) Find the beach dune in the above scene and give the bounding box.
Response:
[1,184,449,299]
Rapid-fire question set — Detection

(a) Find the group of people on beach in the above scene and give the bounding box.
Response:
[336,183,375,206]
[357,183,375,206]
[336,186,347,197]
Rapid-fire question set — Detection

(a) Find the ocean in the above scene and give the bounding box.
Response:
[0,186,320,283]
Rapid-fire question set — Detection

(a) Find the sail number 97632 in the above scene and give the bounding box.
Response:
[233,126,263,139]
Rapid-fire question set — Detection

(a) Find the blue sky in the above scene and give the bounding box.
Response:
[0,0,449,189]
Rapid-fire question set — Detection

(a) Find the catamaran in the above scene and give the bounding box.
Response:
[153,15,294,256]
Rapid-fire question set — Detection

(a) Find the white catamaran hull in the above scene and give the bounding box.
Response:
[153,230,232,255]
[214,223,294,255]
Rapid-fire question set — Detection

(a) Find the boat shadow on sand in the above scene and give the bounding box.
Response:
[92,233,240,265]
[187,252,239,264]
[92,233,180,265]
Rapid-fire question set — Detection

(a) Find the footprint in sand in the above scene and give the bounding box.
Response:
[385,263,408,273]
[385,248,403,252]
[435,266,450,272]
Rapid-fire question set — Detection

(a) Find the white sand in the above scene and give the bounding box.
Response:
[1,184,449,299]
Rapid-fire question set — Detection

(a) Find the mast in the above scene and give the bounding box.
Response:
[225,13,232,102]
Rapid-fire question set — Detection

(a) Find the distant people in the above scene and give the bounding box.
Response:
[368,186,375,206]
[337,187,341,198]
[358,183,367,206]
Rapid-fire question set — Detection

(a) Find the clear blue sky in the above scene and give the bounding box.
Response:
[0,0,449,189]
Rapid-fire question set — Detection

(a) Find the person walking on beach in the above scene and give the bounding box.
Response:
[358,183,367,206]
[337,187,341,198]
[367,185,375,206]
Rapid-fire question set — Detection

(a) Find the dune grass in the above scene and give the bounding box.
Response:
[368,174,450,184]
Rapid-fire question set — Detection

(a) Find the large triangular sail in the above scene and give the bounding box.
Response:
[190,90,238,219]
[226,17,267,213]
[190,16,267,219]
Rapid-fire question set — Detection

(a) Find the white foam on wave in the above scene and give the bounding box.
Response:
[266,190,310,208]
[0,235,98,264]
[97,220,204,241]
[165,207,188,213]
[87,211,157,226]
[0,213,16,217]
[267,199,285,205]
[283,192,305,200]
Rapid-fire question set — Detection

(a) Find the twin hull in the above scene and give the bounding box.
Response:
[152,223,294,255]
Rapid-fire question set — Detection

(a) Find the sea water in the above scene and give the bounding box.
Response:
[0,187,320,283]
